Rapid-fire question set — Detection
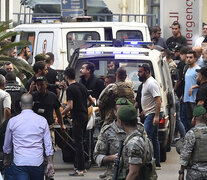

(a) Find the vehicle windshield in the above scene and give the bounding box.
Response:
[75,57,154,91]
[116,30,143,41]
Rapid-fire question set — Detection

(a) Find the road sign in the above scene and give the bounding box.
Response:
[61,0,83,10]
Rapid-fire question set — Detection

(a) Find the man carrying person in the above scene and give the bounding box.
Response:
[3,93,54,180]
[98,67,135,125]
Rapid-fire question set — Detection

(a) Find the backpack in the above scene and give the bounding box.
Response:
[140,134,157,180]
[118,131,157,180]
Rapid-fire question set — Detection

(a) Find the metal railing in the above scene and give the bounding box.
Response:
[13,12,157,27]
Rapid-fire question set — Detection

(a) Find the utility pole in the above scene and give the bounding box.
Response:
[84,0,87,16]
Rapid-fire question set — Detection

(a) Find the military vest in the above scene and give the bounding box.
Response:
[114,82,135,104]
[191,127,207,163]
[118,130,157,180]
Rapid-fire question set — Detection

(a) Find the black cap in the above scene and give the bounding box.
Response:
[35,76,47,82]
[196,67,207,78]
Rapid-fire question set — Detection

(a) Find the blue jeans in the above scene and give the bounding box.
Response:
[175,99,186,138]
[144,113,161,166]
[180,102,189,132]
[4,163,44,180]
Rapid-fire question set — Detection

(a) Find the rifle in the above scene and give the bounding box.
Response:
[113,140,124,180]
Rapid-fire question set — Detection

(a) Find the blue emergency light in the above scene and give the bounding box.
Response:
[85,40,153,47]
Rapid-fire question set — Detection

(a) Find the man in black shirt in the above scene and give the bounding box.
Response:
[5,72,27,116]
[196,67,207,110]
[79,62,104,100]
[32,76,64,127]
[62,67,92,176]
[166,22,187,48]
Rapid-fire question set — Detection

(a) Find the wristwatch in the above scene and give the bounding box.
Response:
[178,170,184,174]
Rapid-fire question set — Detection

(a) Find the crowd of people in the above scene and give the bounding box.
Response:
[0,20,207,180]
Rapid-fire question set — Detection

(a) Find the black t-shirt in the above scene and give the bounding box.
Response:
[66,82,88,122]
[135,83,143,113]
[166,35,187,47]
[79,74,104,100]
[32,90,61,125]
[5,81,27,115]
[46,67,58,94]
[196,82,207,110]
[175,61,187,98]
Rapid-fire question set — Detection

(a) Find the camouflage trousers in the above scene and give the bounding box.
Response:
[186,169,207,180]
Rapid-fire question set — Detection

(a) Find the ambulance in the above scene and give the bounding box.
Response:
[14,22,151,70]
[67,41,176,162]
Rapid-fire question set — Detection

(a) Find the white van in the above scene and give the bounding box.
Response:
[14,22,151,70]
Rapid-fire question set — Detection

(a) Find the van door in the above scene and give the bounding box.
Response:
[62,28,104,63]
[36,32,54,55]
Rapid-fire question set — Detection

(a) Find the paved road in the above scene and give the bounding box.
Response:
[53,147,180,180]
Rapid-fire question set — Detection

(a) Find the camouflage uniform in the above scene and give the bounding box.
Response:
[118,127,155,180]
[98,81,135,124]
[94,121,126,180]
[180,123,207,180]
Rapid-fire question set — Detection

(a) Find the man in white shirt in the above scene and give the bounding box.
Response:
[194,24,207,47]
[0,74,11,125]
[138,64,162,169]
[3,93,54,180]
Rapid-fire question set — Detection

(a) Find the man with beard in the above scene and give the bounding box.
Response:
[184,50,200,131]
[196,67,207,110]
[151,26,167,49]
[17,46,32,64]
[137,64,162,169]
[79,62,104,100]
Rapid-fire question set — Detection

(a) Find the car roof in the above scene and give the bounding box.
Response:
[15,22,148,30]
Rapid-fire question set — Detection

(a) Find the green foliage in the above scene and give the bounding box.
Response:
[0,21,34,85]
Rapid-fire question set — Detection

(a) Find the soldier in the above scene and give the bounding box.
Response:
[94,98,132,180]
[117,105,157,180]
[179,105,207,180]
[98,67,135,125]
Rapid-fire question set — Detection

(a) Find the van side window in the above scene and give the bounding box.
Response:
[18,32,35,58]
[67,32,100,42]
[116,30,143,41]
